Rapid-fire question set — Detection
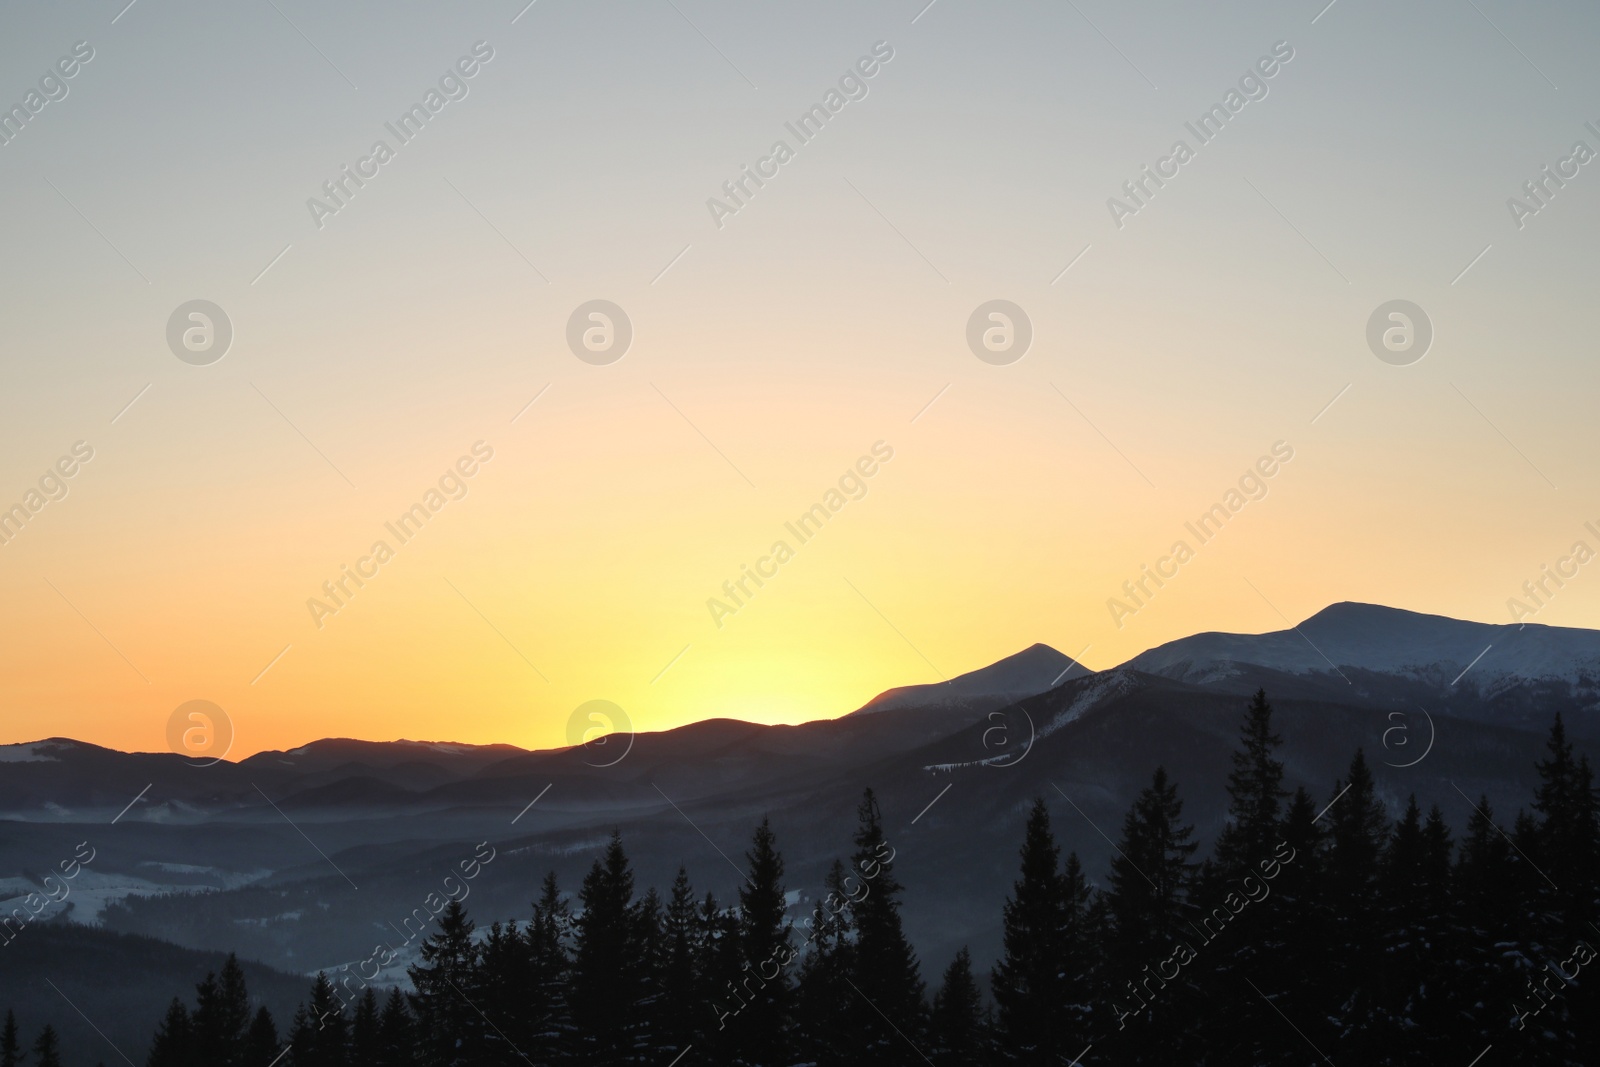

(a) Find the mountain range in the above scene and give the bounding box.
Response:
[3,601,1597,1064]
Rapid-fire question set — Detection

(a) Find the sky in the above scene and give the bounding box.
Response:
[2,0,1599,758]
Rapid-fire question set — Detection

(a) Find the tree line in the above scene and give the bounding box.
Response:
[5,691,1596,1065]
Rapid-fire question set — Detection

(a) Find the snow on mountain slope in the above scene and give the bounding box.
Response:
[1036,669,1142,738]
[919,668,1139,772]
[1121,601,1600,689]
[0,742,66,763]
[853,643,1084,715]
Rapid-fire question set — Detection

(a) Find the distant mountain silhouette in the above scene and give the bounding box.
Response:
[855,642,1082,715]
[2,601,1595,984]
[1121,601,1600,736]
[1124,601,1600,681]
[240,737,530,777]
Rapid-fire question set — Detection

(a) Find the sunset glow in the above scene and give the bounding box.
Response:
[3,1,1597,757]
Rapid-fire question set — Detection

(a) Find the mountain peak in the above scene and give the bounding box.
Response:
[854,643,1082,715]
[1300,600,1459,627]
[1123,600,1600,689]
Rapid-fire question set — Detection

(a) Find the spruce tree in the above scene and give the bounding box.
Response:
[1253,786,1332,1066]
[839,789,926,1067]
[289,974,349,1067]
[697,891,743,1063]
[1321,749,1389,1056]
[930,948,986,1066]
[407,901,479,1067]
[1409,804,1458,1058]
[244,1007,280,1067]
[657,868,701,1061]
[30,1026,60,1067]
[1369,797,1454,1063]
[1523,714,1598,1064]
[1533,714,1600,930]
[570,831,642,1066]
[1194,692,1294,1064]
[2,1010,22,1067]
[990,798,1070,1065]
[1456,794,1513,937]
[632,888,667,1062]
[1102,767,1199,1065]
[193,954,253,1067]
[1213,689,1288,878]
[526,872,573,1062]
[1504,805,1578,1067]
[728,817,795,1067]
[349,989,381,1067]
[376,989,416,1067]
[792,861,859,1067]
[147,998,192,1067]
[1565,753,1599,1061]
[1058,851,1098,1044]
[475,920,533,1066]
[1534,714,1581,865]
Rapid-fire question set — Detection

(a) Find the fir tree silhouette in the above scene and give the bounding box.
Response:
[570,830,644,1066]
[1193,692,1296,1065]
[288,973,349,1067]
[376,988,417,1067]
[146,998,191,1067]
[1320,747,1389,1055]
[408,900,478,1067]
[839,789,927,1067]
[793,860,859,1067]
[657,868,702,1062]
[349,988,381,1067]
[244,1006,280,1067]
[728,817,794,1067]
[192,954,252,1067]
[1213,689,1289,879]
[29,1026,60,1067]
[930,947,987,1066]
[474,919,533,1066]
[989,798,1089,1064]
[527,870,573,1061]
[0,1011,20,1067]
[1102,766,1199,1065]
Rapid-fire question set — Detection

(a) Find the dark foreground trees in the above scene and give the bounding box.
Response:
[7,695,1594,1066]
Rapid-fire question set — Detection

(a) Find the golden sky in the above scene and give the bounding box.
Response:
[2,0,1597,756]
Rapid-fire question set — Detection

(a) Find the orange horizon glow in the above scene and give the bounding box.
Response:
[5,2,1599,761]
[6,585,1590,760]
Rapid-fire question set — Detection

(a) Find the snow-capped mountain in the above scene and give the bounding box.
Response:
[853,642,1084,715]
[1121,601,1600,735]
[1122,602,1600,686]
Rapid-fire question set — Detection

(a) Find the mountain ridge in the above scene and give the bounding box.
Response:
[1122,600,1600,682]
[853,641,1082,716]
[6,599,1595,986]
[9,601,1600,762]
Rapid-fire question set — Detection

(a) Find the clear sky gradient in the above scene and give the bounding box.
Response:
[2,0,1598,756]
